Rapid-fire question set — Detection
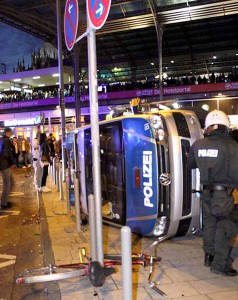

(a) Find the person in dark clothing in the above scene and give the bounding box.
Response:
[0,127,16,209]
[39,133,52,193]
[54,135,62,160]
[188,110,238,277]
[230,129,238,143]
[47,133,55,158]
[12,137,20,167]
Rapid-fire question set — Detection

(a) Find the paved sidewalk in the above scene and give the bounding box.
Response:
[39,176,238,300]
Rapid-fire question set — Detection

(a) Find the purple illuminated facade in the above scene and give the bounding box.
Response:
[1,81,238,111]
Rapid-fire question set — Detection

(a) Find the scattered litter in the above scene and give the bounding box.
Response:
[53,212,68,216]
[22,215,40,225]
[65,226,77,233]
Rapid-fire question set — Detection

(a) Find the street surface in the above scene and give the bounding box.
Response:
[0,168,60,300]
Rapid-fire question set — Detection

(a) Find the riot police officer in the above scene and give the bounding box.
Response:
[188,110,238,276]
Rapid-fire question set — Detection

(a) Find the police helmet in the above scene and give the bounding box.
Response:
[205,110,230,129]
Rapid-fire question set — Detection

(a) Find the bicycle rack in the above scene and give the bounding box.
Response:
[147,237,168,298]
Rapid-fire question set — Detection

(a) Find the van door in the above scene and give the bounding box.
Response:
[99,122,126,225]
[122,117,158,236]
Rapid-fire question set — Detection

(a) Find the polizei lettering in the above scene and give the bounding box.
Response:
[143,151,154,208]
[198,149,218,157]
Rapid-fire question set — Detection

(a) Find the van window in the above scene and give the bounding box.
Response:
[84,122,126,225]
[100,122,126,225]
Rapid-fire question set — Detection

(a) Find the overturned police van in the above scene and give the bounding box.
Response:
[71,107,203,238]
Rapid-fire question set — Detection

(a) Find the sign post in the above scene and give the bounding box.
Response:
[87,27,104,264]
[86,0,111,265]
[57,0,68,185]
[63,0,111,266]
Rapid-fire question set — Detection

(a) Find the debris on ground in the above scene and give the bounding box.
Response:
[22,214,40,225]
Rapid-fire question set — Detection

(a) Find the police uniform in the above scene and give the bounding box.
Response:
[188,112,238,276]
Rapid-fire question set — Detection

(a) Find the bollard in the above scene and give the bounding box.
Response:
[88,194,97,261]
[48,164,52,179]
[121,226,133,300]
[50,161,54,179]
[59,164,64,200]
[47,164,50,180]
[56,162,59,191]
[51,162,54,180]
[53,157,56,185]
[65,170,71,212]
[74,176,81,232]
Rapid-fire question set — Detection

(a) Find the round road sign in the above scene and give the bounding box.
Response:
[64,0,79,51]
[87,0,111,30]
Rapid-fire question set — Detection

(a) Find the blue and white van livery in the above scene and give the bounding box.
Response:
[76,109,203,238]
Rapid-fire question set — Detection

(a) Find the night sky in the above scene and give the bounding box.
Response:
[0,23,44,74]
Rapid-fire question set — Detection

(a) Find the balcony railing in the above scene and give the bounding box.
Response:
[1,81,238,111]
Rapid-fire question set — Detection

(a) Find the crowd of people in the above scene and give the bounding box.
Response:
[32,132,62,193]
[1,72,238,104]
[9,133,61,169]
[0,129,62,210]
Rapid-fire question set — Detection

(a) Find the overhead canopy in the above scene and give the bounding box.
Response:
[0,0,238,82]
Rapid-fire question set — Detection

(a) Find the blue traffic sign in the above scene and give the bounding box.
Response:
[64,0,79,51]
[87,0,111,30]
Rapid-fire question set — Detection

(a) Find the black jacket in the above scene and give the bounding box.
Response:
[47,138,55,157]
[0,134,15,170]
[188,130,238,188]
[40,141,51,163]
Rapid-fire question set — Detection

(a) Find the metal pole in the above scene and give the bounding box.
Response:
[158,25,163,101]
[65,169,70,211]
[49,164,52,179]
[88,194,97,261]
[121,226,133,300]
[56,0,66,182]
[56,162,60,191]
[50,164,54,179]
[59,164,64,200]
[87,25,104,264]
[53,157,56,184]
[74,176,81,232]
[48,112,51,133]
[74,43,81,128]
[148,0,163,101]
